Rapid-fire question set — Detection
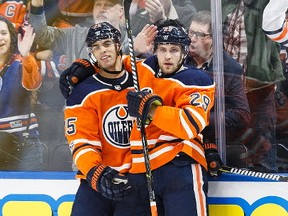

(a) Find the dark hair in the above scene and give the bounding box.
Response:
[0,16,18,61]
[190,10,212,34]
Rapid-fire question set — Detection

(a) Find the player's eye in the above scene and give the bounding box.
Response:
[103,41,114,47]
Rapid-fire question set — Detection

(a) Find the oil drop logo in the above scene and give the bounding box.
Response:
[103,104,134,148]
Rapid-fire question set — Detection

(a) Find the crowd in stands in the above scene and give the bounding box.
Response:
[0,0,287,174]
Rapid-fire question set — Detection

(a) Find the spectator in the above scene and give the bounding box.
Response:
[172,0,197,28]
[27,0,72,28]
[262,0,288,133]
[262,0,288,144]
[0,16,43,171]
[262,0,288,47]
[186,10,251,167]
[0,0,28,30]
[17,18,72,171]
[25,2,74,170]
[32,45,72,171]
[57,0,94,27]
[193,0,210,11]
[222,0,284,172]
[275,41,288,143]
[130,0,178,36]
[27,0,70,28]
[28,0,157,67]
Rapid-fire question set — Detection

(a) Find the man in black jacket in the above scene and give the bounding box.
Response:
[185,10,251,167]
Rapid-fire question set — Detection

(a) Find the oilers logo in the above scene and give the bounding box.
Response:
[103,104,134,148]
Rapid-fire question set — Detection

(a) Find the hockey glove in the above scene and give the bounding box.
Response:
[126,91,163,125]
[86,164,132,201]
[59,59,95,99]
[204,142,223,177]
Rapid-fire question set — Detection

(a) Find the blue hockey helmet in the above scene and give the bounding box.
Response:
[85,22,121,47]
[154,19,191,53]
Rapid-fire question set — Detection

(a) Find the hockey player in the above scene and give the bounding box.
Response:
[126,19,217,216]
[63,22,148,216]
[61,19,220,216]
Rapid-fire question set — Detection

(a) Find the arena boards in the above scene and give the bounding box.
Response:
[0,171,287,216]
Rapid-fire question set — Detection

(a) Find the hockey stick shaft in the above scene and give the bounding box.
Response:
[124,1,140,92]
[220,165,288,182]
[124,0,158,215]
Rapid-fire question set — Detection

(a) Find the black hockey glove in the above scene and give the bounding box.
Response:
[86,164,132,201]
[126,91,163,125]
[204,142,223,177]
[59,59,95,99]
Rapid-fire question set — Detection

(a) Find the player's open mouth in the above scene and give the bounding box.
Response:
[100,55,110,61]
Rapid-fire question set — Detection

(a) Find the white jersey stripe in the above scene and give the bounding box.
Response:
[192,164,207,216]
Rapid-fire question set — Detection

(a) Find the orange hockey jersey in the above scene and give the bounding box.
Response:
[122,55,215,173]
[0,1,27,30]
[64,71,135,179]
[65,55,214,180]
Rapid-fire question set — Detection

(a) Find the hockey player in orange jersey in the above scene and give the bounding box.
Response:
[63,22,152,216]
[125,19,217,216]
[60,20,220,216]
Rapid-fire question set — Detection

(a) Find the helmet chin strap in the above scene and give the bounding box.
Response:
[89,45,124,75]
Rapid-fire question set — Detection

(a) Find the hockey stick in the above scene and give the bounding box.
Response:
[123,0,158,215]
[220,165,288,182]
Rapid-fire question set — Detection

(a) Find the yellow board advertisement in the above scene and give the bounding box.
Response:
[0,172,287,216]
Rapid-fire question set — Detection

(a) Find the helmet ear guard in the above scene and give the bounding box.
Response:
[88,52,97,65]
[182,46,189,57]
